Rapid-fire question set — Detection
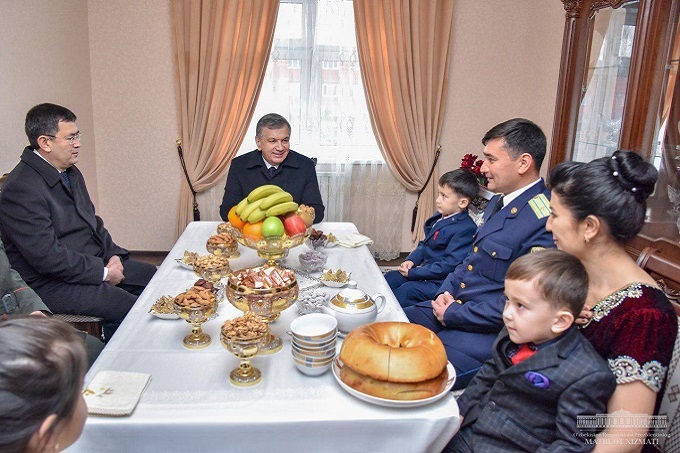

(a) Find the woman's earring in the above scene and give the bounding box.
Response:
[584,236,590,244]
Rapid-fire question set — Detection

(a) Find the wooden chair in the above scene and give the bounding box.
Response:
[52,313,105,342]
[636,245,680,451]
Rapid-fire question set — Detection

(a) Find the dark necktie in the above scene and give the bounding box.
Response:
[61,171,71,188]
[487,195,504,219]
[510,343,537,365]
[269,166,276,178]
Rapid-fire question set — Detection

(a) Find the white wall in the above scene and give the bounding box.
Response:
[0,0,99,204]
[1,0,565,253]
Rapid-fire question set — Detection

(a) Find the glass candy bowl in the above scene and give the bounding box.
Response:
[174,288,218,349]
[225,265,299,354]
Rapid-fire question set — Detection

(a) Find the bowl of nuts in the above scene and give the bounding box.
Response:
[192,255,230,284]
[173,287,218,349]
[298,250,328,273]
[149,295,180,320]
[221,313,270,386]
[206,232,239,258]
[225,264,299,354]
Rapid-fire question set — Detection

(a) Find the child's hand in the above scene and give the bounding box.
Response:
[575,306,593,326]
[398,260,414,277]
[432,292,455,325]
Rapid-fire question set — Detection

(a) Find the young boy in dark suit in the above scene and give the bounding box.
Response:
[446,249,616,452]
[384,169,478,308]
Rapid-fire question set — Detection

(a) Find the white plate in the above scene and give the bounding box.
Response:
[321,279,349,288]
[175,258,194,271]
[332,359,456,408]
[149,311,180,320]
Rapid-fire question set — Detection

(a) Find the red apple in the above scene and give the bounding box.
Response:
[283,215,307,237]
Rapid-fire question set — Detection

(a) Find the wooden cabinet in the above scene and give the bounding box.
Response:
[551,0,680,248]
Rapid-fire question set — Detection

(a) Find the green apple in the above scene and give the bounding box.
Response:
[261,216,285,238]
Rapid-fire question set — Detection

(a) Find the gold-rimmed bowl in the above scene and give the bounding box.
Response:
[174,289,218,349]
[193,255,230,284]
[225,267,299,354]
[221,330,268,387]
[206,233,240,258]
[223,223,310,264]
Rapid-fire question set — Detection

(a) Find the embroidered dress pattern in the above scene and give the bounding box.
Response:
[586,282,645,326]
[608,356,667,392]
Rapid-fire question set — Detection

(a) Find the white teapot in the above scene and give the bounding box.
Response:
[321,281,386,334]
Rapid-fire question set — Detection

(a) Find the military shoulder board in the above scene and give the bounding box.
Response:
[528,194,551,219]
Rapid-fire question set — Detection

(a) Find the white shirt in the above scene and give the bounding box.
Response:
[500,178,543,209]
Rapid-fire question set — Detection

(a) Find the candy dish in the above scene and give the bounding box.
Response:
[148,295,180,320]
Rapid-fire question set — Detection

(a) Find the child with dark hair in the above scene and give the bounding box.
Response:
[384,169,478,308]
[446,250,616,452]
[0,317,88,453]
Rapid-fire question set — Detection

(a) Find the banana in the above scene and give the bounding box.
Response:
[247,208,267,224]
[259,191,294,210]
[235,197,250,216]
[265,201,299,217]
[240,199,265,220]
[247,185,283,203]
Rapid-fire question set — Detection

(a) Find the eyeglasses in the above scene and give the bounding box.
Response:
[45,132,82,145]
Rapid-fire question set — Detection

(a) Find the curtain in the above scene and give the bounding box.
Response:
[171,0,279,234]
[320,159,404,260]
[353,0,454,244]
[573,7,630,162]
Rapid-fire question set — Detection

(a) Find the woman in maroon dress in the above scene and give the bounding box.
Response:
[548,150,677,452]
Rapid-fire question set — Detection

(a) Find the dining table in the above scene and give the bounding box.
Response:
[69,221,460,453]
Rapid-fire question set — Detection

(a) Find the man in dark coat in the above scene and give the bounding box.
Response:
[0,103,156,339]
[219,113,325,222]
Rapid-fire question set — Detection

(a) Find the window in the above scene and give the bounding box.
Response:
[236,0,382,163]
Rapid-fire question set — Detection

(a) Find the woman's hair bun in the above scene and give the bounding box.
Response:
[609,150,657,201]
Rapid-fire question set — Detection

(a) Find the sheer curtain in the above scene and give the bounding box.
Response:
[204,0,405,260]
[573,6,636,162]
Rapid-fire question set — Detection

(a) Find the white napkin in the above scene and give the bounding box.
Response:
[336,233,373,248]
[83,370,151,416]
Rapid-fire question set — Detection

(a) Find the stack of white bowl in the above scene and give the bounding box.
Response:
[289,313,338,376]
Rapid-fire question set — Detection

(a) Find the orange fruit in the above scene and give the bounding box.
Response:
[228,205,246,230]
[242,221,264,240]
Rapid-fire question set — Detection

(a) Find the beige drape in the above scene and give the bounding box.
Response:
[171,0,279,234]
[353,0,454,244]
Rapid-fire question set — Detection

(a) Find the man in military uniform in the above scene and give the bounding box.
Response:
[0,238,103,367]
[404,118,555,389]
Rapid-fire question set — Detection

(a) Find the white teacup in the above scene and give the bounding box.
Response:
[289,313,338,342]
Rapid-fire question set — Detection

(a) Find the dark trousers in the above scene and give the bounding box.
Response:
[383,270,442,309]
[404,303,498,390]
[32,258,156,340]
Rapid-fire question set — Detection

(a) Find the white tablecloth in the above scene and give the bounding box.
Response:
[69,222,460,453]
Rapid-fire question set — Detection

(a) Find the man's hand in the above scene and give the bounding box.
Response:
[398,260,414,277]
[105,256,125,285]
[432,291,455,325]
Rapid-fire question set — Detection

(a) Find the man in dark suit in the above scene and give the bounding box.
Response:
[218,113,325,222]
[0,103,157,339]
[404,118,555,389]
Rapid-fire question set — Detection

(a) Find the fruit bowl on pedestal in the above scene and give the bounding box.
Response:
[223,223,310,265]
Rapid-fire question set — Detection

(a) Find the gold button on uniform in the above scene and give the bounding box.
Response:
[473,246,478,253]
[492,251,497,257]
[460,282,466,289]
[468,265,473,271]
[456,299,462,304]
